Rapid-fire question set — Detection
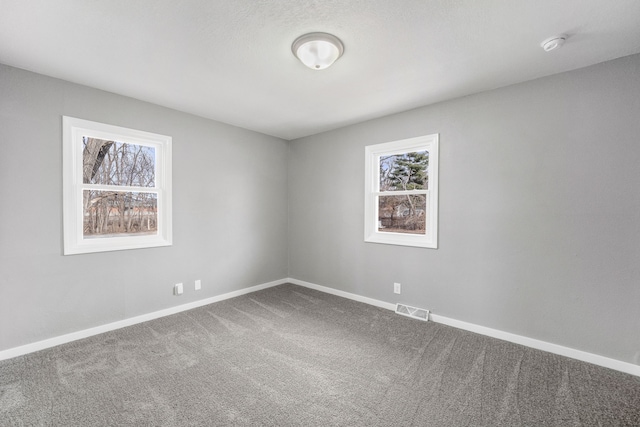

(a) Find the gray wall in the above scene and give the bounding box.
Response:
[0,64,289,352]
[289,54,640,365]
[2,53,639,366]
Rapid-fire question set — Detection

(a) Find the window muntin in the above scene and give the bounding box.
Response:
[63,117,172,254]
[365,134,438,248]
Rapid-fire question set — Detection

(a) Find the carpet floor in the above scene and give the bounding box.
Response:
[1,283,639,426]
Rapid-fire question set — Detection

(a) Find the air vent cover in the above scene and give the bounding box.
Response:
[395,303,429,321]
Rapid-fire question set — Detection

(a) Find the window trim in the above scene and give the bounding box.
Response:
[62,116,172,255]
[364,134,439,249]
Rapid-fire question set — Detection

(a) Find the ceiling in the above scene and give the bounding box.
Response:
[1,1,639,140]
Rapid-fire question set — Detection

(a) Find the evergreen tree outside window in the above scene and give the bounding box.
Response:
[365,134,439,248]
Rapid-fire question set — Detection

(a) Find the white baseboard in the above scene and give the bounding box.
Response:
[288,278,397,311]
[287,278,640,377]
[428,314,640,377]
[3,277,638,378]
[0,278,287,362]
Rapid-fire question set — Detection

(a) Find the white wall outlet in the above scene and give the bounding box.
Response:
[394,282,401,294]
[174,283,183,295]
[195,279,201,291]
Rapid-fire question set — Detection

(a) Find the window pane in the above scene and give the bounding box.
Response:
[83,190,158,238]
[379,150,429,191]
[83,137,156,187]
[378,194,426,234]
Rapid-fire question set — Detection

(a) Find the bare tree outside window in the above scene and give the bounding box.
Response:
[81,137,158,238]
[63,116,172,255]
[377,150,429,234]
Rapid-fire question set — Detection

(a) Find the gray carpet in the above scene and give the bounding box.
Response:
[1,284,639,426]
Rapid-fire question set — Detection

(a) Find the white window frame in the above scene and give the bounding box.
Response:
[364,134,439,249]
[62,116,172,255]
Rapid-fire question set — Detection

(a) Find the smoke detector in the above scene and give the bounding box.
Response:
[541,35,567,52]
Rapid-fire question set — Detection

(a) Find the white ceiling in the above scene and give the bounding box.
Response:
[1,1,639,140]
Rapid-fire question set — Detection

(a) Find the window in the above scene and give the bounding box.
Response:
[63,116,172,255]
[364,134,439,248]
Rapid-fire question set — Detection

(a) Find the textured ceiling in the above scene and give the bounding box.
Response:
[1,0,639,140]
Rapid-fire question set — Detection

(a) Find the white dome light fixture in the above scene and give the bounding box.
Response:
[292,32,344,70]
[541,34,567,52]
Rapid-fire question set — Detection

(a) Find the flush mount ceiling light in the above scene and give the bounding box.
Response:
[292,32,344,70]
[541,34,568,52]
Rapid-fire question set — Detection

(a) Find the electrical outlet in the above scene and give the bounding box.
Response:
[195,279,201,291]
[174,283,183,295]
[394,282,401,294]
